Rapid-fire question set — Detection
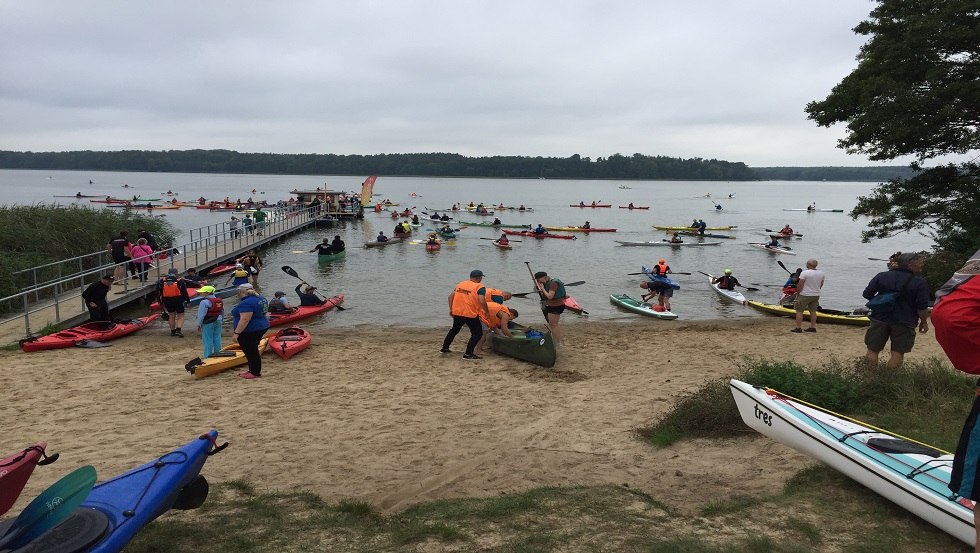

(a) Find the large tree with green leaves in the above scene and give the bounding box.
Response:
[805,0,979,278]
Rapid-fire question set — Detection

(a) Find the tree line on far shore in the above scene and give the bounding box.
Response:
[0,149,914,182]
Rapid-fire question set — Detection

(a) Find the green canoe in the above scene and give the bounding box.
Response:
[609,294,679,319]
[317,250,347,263]
[489,324,557,368]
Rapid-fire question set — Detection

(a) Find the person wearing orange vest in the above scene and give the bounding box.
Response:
[651,258,672,276]
[194,285,223,359]
[475,301,519,355]
[157,268,190,337]
[441,269,490,360]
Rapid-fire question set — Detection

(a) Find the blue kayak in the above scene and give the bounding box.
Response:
[1,431,225,553]
[640,266,681,289]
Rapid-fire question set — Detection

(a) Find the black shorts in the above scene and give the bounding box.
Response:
[864,320,916,353]
[112,254,128,264]
[543,304,566,315]
[161,298,185,314]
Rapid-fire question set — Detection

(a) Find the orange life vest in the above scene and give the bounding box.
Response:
[654,262,670,276]
[450,280,486,318]
[161,279,183,298]
[482,301,509,328]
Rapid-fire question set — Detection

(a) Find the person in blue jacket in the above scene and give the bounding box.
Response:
[231,283,270,379]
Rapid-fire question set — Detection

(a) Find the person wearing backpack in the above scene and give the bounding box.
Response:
[861,252,931,368]
[933,248,980,544]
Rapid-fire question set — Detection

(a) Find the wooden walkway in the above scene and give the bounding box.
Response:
[0,208,322,345]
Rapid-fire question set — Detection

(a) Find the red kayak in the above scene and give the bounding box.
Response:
[0,442,59,516]
[19,314,160,352]
[269,326,311,360]
[425,242,441,252]
[564,296,588,315]
[502,229,577,240]
[618,205,650,210]
[206,263,237,276]
[149,286,200,311]
[569,204,612,208]
[267,294,344,327]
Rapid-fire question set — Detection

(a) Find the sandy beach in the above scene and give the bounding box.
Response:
[1,317,949,516]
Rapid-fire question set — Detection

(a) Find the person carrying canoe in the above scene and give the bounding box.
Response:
[712,269,741,291]
[651,258,672,277]
[442,269,490,360]
[158,268,191,337]
[194,285,223,359]
[534,271,567,346]
[268,291,295,314]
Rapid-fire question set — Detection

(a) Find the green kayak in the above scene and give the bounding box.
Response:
[609,294,679,319]
[317,250,347,263]
[489,324,556,367]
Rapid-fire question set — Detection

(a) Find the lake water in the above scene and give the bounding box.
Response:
[0,169,932,328]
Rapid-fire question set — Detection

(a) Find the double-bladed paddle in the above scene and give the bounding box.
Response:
[697,270,759,291]
[0,465,97,550]
[280,266,346,310]
[512,280,585,297]
[627,271,692,276]
[765,228,804,237]
[479,237,522,243]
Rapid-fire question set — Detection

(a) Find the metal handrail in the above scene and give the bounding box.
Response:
[0,204,322,337]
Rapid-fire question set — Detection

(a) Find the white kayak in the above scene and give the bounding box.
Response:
[730,379,974,547]
[748,243,796,255]
[783,208,844,212]
[615,240,720,247]
[707,275,746,304]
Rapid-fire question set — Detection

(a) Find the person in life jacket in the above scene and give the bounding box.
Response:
[268,291,294,314]
[534,270,567,345]
[475,301,520,355]
[781,268,802,303]
[442,269,490,360]
[195,285,223,359]
[158,268,190,337]
[651,258,671,277]
[781,224,794,235]
[225,264,251,287]
[712,269,741,291]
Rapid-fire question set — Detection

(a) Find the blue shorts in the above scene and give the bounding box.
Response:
[951,390,980,500]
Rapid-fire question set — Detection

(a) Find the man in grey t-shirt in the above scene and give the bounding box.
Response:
[793,259,825,332]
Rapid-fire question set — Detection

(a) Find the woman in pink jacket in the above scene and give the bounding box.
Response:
[130,237,155,283]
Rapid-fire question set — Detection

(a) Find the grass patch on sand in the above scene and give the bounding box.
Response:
[127,472,967,552]
[639,357,973,451]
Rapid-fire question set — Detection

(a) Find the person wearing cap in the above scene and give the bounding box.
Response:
[712,269,741,291]
[793,259,825,333]
[231,283,270,379]
[158,268,191,337]
[534,270,567,346]
[651,258,672,277]
[225,263,251,287]
[82,275,114,322]
[294,281,326,306]
[441,270,490,360]
[862,252,930,368]
[194,285,223,359]
[268,290,294,314]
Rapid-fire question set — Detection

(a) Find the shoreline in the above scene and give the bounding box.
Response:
[2,317,949,515]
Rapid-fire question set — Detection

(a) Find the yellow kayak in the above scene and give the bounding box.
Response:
[653,225,736,231]
[187,338,269,379]
[745,301,870,326]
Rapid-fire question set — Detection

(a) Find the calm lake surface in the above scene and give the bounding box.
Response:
[0,169,932,328]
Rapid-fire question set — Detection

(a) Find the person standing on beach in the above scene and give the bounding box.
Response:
[82,275,113,321]
[194,285,223,359]
[441,269,490,360]
[931,248,980,551]
[158,268,191,337]
[231,283,270,379]
[862,252,930,368]
[792,259,825,333]
[534,270,567,346]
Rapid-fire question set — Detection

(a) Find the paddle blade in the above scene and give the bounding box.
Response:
[777,260,790,274]
[1,465,97,549]
[280,265,300,278]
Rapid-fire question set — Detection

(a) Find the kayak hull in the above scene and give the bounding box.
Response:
[544,226,617,233]
[20,314,160,352]
[267,295,344,327]
[364,237,404,248]
[730,380,973,547]
[317,250,347,263]
[609,294,678,319]
[745,300,870,326]
[492,240,512,250]
[190,338,269,379]
[616,241,720,247]
[425,242,441,252]
[489,325,557,367]
[748,243,796,255]
[0,442,50,516]
[653,225,735,231]
[618,206,650,209]
[708,275,746,304]
[676,230,736,239]
[502,230,576,240]
[269,327,311,360]
[569,204,612,208]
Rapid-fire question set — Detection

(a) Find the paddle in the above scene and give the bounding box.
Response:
[480,237,522,243]
[765,228,804,237]
[512,280,586,297]
[868,257,888,261]
[697,270,759,292]
[0,465,98,550]
[777,260,792,274]
[279,266,345,310]
[627,271,692,276]
[524,262,548,324]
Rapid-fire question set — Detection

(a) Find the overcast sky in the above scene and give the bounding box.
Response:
[1,1,899,167]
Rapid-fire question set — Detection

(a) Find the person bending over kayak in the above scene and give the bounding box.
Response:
[641,280,673,312]
[475,301,520,355]
[712,269,741,291]
[294,283,326,307]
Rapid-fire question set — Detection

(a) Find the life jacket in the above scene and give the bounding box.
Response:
[482,301,509,328]
[161,278,183,298]
[450,280,485,318]
[545,278,567,299]
[233,268,249,278]
[205,297,223,317]
[268,297,291,313]
[717,275,737,290]
[653,263,670,276]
